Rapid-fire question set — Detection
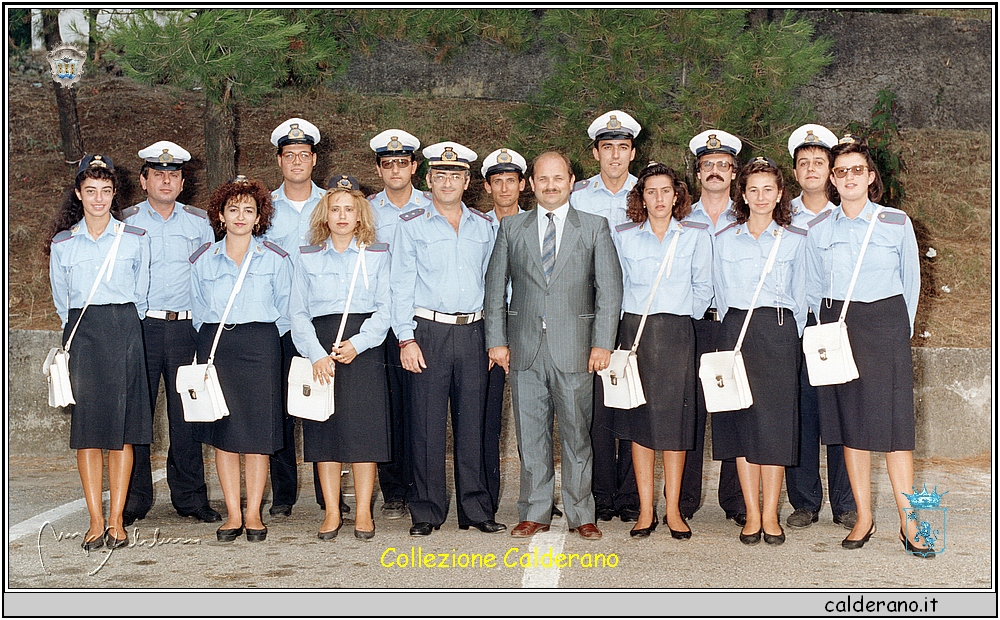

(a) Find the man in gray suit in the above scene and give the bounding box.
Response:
[485,151,623,540]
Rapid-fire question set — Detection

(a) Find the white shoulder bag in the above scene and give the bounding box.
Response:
[599,226,680,409]
[176,247,254,422]
[802,207,883,386]
[44,222,125,408]
[288,244,369,422]
[699,228,784,413]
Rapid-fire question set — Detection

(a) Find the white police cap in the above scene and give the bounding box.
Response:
[588,110,641,141]
[270,117,320,148]
[369,129,420,156]
[480,148,527,178]
[787,124,838,159]
[689,129,742,157]
[137,140,191,170]
[423,142,477,169]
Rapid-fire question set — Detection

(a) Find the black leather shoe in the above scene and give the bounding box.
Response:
[900,528,936,558]
[764,526,786,545]
[728,513,747,527]
[618,507,641,523]
[381,499,407,520]
[666,515,692,540]
[551,505,563,518]
[409,522,439,537]
[630,512,658,538]
[318,519,343,540]
[178,506,222,523]
[786,508,819,529]
[833,510,858,530]
[354,526,376,540]
[105,528,129,549]
[81,532,105,551]
[269,504,292,517]
[122,510,143,528]
[739,527,762,545]
[841,520,876,549]
[460,520,507,534]
[595,506,616,522]
[217,524,244,542]
[246,525,268,542]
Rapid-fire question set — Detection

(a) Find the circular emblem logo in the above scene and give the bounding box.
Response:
[497,150,512,164]
[158,149,174,164]
[288,124,305,140]
[706,134,721,149]
[441,148,457,161]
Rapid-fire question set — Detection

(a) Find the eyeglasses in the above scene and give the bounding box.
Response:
[431,171,466,184]
[281,151,314,163]
[379,158,413,170]
[699,160,732,172]
[832,164,868,178]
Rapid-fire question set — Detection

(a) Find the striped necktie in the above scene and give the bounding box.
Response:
[542,212,556,282]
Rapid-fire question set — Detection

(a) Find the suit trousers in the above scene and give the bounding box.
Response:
[407,318,492,527]
[785,313,855,515]
[509,331,596,528]
[680,317,745,518]
[483,363,506,513]
[378,329,414,504]
[591,377,639,512]
[125,318,210,516]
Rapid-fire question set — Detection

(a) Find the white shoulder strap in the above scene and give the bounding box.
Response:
[64,222,125,352]
[206,247,255,366]
[631,223,681,353]
[734,228,783,352]
[836,206,884,323]
[333,243,367,348]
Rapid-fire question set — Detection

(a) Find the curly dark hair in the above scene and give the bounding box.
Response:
[829,139,883,203]
[625,162,692,224]
[731,158,792,227]
[206,177,274,238]
[45,165,124,255]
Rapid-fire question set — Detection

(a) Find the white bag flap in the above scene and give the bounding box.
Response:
[287,356,334,421]
[803,321,848,356]
[600,349,634,382]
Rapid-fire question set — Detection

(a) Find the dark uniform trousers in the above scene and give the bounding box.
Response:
[483,363,506,513]
[272,332,324,508]
[591,377,639,513]
[785,311,856,515]
[379,329,414,505]
[681,316,745,519]
[408,318,493,527]
[125,318,209,516]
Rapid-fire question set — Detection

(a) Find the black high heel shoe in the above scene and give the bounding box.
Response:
[900,528,936,558]
[841,520,876,549]
[630,513,658,538]
[664,514,691,540]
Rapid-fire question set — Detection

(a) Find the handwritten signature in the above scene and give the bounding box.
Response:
[36,521,201,576]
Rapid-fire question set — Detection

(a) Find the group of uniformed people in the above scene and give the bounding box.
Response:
[49,107,928,556]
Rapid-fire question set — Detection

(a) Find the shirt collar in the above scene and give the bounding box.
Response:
[274,181,324,205]
[538,202,570,221]
[142,200,182,221]
[325,236,361,254]
[72,217,121,239]
[594,173,637,196]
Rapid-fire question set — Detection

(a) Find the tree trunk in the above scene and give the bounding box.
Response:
[41,9,85,164]
[204,98,238,191]
[87,9,100,61]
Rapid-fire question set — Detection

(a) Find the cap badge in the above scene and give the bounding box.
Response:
[287,124,305,140]
[804,130,819,144]
[336,176,352,189]
[233,175,250,184]
[441,147,458,162]
[388,136,402,150]
[606,115,622,130]
[497,149,512,164]
[89,155,108,169]
[158,149,174,164]
[706,134,721,150]
[839,133,860,145]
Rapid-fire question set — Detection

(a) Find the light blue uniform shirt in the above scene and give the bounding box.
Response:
[805,200,920,334]
[289,238,391,364]
[613,219,713,318]
[370,187,431,246]
[190,237,292,334]
[50,218,150,326]
[123,201,214,312]
[685,198,735,236]
[790,194,836,230]
[570,173,636,228]
[265,181,325,253]
[390,203,495,341]
[713,220,809,336]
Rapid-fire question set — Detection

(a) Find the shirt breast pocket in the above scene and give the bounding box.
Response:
[720,252,757,290]
[623,254,655,287]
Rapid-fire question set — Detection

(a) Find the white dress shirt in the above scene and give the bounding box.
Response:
[536,202,570,258]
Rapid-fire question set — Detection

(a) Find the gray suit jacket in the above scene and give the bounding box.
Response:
[485,206,623,373]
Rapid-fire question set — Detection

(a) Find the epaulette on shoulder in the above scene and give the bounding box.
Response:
[262,240,288,258]
[52,230,73,244]
[680,219,708,230]
[366,242,389,252]
[470,209,493,223]
[785,224,808,236]
[189,241,211,263]
[877,210,907,225]
[400,208,425,221]
[615,221,639,233]
[183,204,208,219]
[715,221,738,237]
[298,244,323,254]
[806,209,832,229]
[120,205,140,219]
[572,179,590,192]
[422,190,432,200]
[123,224,146,236]
[271,190,279,198]
[367,193,376,201]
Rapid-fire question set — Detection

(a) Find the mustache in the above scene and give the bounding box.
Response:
[707,174,724,182]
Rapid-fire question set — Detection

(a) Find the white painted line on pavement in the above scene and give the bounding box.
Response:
[8,468,167,542]
[521,515,567,588]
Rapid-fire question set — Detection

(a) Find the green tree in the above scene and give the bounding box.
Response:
[108,9,344,188]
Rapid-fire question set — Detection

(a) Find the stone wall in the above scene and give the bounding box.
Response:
[9,329,992,460]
